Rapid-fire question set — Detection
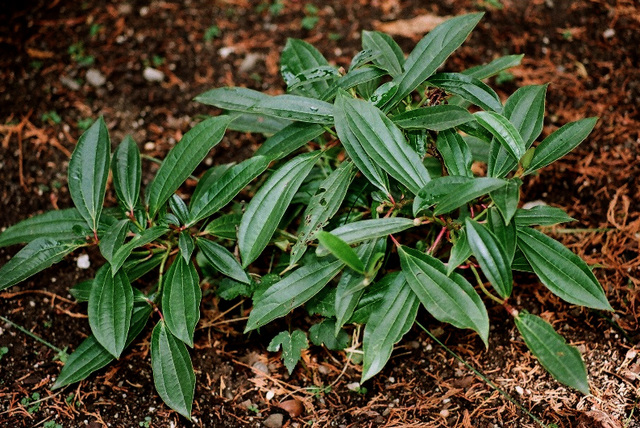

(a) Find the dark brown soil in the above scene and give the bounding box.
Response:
[1,1,639,427]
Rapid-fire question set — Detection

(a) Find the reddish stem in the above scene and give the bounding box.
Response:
[428,226,447,255]
[389,234,401,248]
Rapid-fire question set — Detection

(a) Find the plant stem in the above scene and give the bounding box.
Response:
[0,315,66,355]
[415,321,547,427]
[470,265,505,305]
[153,243,173,303]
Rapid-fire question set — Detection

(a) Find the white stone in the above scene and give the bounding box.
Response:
[86,69,106,87]
[603,28,615,39]
[143,67,165,82]
[77,254,91,269]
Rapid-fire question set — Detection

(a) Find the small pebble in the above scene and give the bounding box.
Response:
[86,69,106,87]
[263,413,283,428]
[603,28,615,39]
[252,361,269,375]
[346,382,360,392]
[77,254,90,269]
[143,67,165,82]
[239,53,262,73]
[440,409,449,418]
[60,76,80,91]
[218,47,235,58]
[515,386,524,395]
[265,390,275,401]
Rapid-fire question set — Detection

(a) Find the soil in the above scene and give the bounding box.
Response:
[1,0,639,427]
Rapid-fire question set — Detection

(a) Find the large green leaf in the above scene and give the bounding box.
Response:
[188,156,271,225]
[112,135,141,213]
[195,87,267,111]
[334,93,389,194]
[0,208,87,248]
[162,257,201,347]
[88,266,133,358]
[386,13,483,109]
[465,218,513,298]
[335,239,385,333]
[392,105,474,131]
[489,178,521,225]
[146,116,231,217]
[53,299,152,389]
[462,54,524,80]
[309,319,350,351]
[197,238,250,284]
[290,162,355,267]
[316,232,365,273]
[0,238,80,291]
[202,213,242,240]
[436,129,473,177]
[515,313,590,394]
[267,330,309,374]
[322,67,387,102]
[281,38,334,98]
[527,117,597,172]
[110,226,169,274]
[68,117,111,232]
[474,111,525,161]
[413,176,508,216]
[226,111,291,134]
[487,208,516,262]
[317,218,415,257]
[337,94,431,195]
[190,163,233,205]
[398,246,489,344]
[151,321,196,419]
[255,122,325,160]
[517,227,612,310]
[245,257,344,331]
[250,95,333,124]
[428,72,503,112]
[362,272,419,381]
[287,66,341,91]
[99,219,130,264]
[238,152,319,267]
[489,84,547,177]
[514,206,575,227]
[361,30,404,77]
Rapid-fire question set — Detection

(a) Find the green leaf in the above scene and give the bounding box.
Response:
[487,208,516,262]
[178,231,194,262]
[122,252,164,282]
[146,116,231,217]
[515,313,590,394]
[386,13,483,109]
[68,117,111,232]
[169,195,189,225]
[514,206,575,227]
[99,219,130,263]
[362,272,419,381]
[203,213,242,240]
[368,81,399,110]
[413,176,507,216]
[110,226,169,274]
[151,321,195,419]
[490,178,521,225]
[489,84,548,177]
[447,228,472,275]
[316,232,365,273]
[334,93,389,194]
[0,208,87,248]
[335,238,385,332]
[465,218,513,298]
[322,67,387,102]
[162,257,201,347]
[517,227,612,310]
[254,122,325,160]
[191,163,233,205]
[88,266,133,358]
[245,257,344,331]
[197,238,250,284]
[53,300,152,389]
[361,30,404,77]
[512,248,534,273]
[527,117,597,172]
[238,152,319,268]
[428,73,503,112]
[316,218,415,257]
[250,95,333,124]
[287,66,341,91]
[398,246,489,345]
[290,162,356,267]
[348,49,381,72]
[112,135,141,213]
[267,330,309,374]
[336,94,431,195]
[474,111,526,161]
[0,238,80,291]
[392,105,474,131]
[309,319,350,351]
[436,129,473,177]
[462,54,524,79]
[70,280,93,302]
[188,156,270,225]
[227,112,291,134]
[194,87,268,111]
[281,38,333,98]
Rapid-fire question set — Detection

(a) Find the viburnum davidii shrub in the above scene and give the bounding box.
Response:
[0,13,611,419]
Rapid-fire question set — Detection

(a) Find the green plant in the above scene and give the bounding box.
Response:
[68,42,95,67]
[21,392,41,414]
[203,25,221,41]
[0,13,611,420]
[301,4,319,30]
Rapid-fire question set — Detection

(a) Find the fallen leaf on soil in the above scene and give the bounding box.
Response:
[373,14,452,39]
[577,410,622,428]
[278,398,304,417]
